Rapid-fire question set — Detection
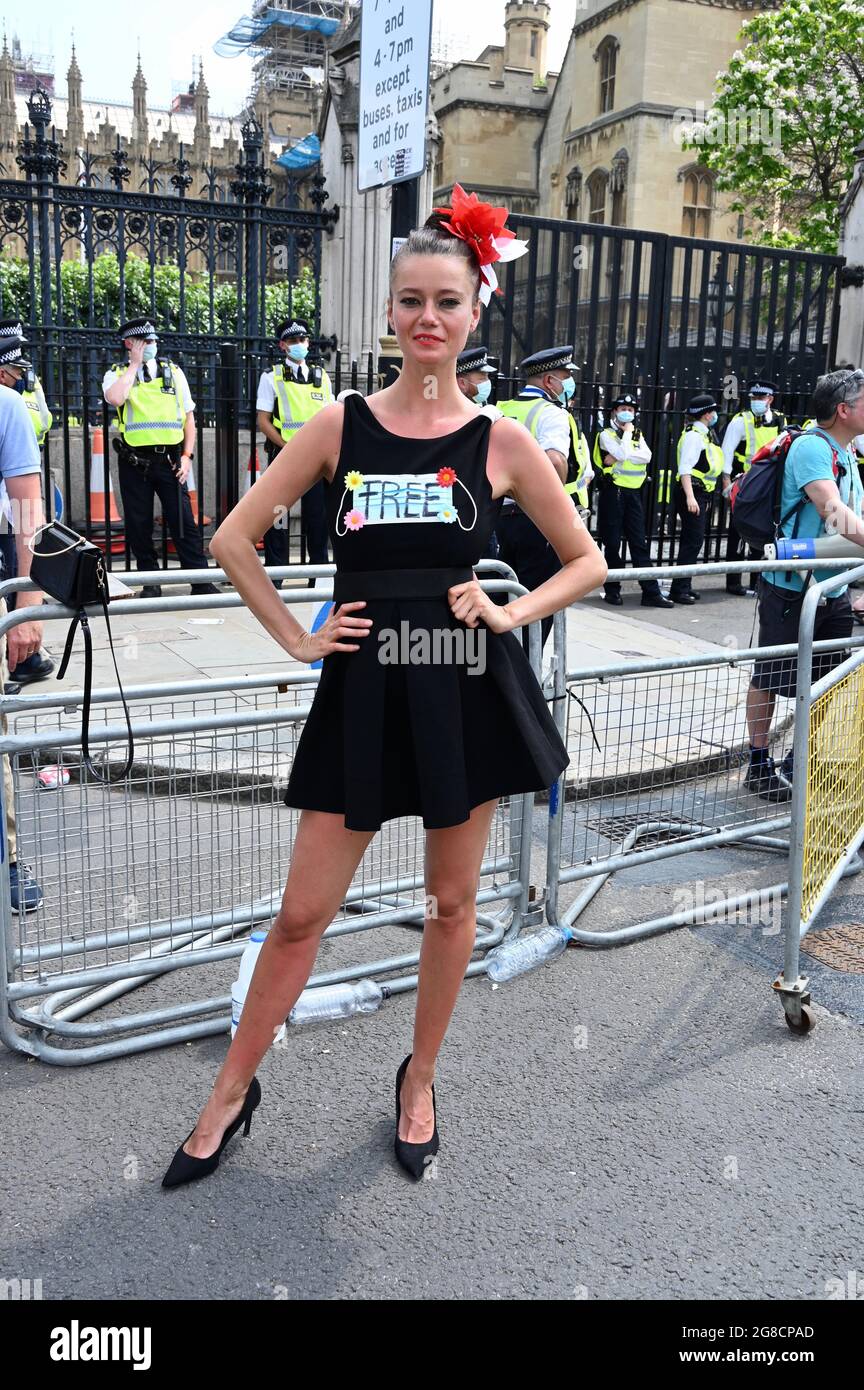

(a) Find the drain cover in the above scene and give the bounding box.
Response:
[589,814,704,844]
[802,924,864,974]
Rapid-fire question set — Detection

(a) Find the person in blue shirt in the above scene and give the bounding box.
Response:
[0,335,55,685]
[745,368,864,800]
[0,374,49,908]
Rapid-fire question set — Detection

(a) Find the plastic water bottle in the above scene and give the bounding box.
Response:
[231,929,286,1045]
[289,978,384,1025]
[485,925,573,983]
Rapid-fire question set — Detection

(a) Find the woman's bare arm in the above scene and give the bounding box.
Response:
[209,403,347,658]
[490,416,607,629]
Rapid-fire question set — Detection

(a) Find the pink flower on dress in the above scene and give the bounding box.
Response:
[345,509,366,531]
[437,466,457,487]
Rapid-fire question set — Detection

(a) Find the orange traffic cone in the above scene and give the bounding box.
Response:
[185,461,211,525]
[90,427,125,552]
[244,449,262,495]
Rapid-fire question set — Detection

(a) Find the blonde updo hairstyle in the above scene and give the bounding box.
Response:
[388,210,482,304]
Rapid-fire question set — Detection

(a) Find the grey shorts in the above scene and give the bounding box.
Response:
[751,580,852,699]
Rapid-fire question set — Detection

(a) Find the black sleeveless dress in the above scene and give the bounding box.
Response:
[283,393,569,831]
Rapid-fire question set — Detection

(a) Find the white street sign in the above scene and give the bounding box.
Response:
[358,0,433,193]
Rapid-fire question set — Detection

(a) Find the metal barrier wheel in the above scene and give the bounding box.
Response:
[784,1003,815,1034]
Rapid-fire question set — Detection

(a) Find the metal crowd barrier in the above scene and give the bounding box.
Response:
[775,561,864,1033]
[544,559,864,1003]
[3,555,864,1063]
[0,560,540,1064]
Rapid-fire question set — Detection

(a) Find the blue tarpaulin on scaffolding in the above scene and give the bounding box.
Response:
[215,8,340,57]
[277,133,321,170]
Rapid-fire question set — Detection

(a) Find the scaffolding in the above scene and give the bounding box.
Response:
[215,3,348,96]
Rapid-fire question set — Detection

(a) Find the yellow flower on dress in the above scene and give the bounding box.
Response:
[346,470,364,491]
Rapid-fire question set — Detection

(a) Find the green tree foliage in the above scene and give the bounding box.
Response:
[683,0,864,252]
[0,252,318,336]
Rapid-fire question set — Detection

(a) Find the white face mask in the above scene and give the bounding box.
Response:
[473,379,492,405]
[142,342,158,363]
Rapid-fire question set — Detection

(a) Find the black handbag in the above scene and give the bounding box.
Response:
[28,520,134,781]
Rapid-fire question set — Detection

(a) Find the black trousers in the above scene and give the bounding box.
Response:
[117,454,210,574]
[262,444,329,586]
[670,484,711,596]
[300,480,330,566]
[495,508,561,654]
[596,483,660,595]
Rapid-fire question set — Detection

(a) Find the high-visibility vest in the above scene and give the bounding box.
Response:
[498,395,588,503]
[272,364,333,441]
[565,414,591,506]
[109,360,186,446]
[731,409,785,471]
[676,427,724,493]
[23,375,52,447]
[801,418,816,431]
[592,424,649,489]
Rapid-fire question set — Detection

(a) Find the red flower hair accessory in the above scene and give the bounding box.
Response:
[431,184,529,307]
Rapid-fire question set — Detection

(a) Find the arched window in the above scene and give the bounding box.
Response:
[434,136,444,190]
[610,148,628,226]
[680,167,714,238]
[565,165,582,220]
[587,169,608,225]
[595,36,619,115]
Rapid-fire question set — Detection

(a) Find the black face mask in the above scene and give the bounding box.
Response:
[10,376,25,395]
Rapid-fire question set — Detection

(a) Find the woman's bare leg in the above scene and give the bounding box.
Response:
[183,810,375,1158]
[398,797,499,1144]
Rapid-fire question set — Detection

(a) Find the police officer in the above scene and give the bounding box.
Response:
[0,319,52,447]
[456,343,496,410]
[593,391,672,609]
[721,379,785,595]
[0,334,54,686]
[103,318,219,598]
[669,392,725,605]
[457,346,500,562]
[256,318,333,587]
[497,345,588,651]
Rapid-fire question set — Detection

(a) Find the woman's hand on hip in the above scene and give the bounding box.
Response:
[289,600,373,663]
[447,577,515,634]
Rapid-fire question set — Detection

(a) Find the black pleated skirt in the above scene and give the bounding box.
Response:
[284,569,569,831]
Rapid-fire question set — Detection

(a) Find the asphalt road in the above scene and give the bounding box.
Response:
[1,813,862,1302]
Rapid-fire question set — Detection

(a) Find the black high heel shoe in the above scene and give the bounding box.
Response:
[161,1076,261,1189]
[394,1053,439,1180]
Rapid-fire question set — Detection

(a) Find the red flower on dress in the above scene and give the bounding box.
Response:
[436,466,457,487]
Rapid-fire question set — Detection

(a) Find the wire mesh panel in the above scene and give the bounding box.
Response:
[557,653,792,874]
[0,667,527,1062]
[801,658,864,925]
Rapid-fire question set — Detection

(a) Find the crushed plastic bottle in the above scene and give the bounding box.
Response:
[485,924,574,983]
[289,977,383,1025]
[231,929,286,1045]
[37,765,70,790]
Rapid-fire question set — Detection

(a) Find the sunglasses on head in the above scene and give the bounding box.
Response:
[839,369,864,405]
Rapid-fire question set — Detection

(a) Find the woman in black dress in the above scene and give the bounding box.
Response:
[162,192,607,1187]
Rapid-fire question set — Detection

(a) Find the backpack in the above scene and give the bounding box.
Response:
[729,426,843,548]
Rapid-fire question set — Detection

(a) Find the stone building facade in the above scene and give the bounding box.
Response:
[432,0,782,240]
[0,38,295,201]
